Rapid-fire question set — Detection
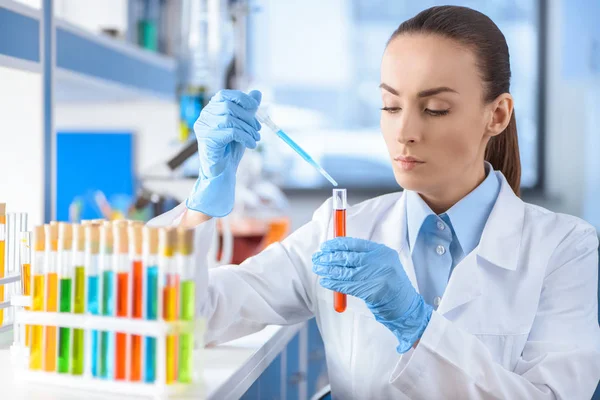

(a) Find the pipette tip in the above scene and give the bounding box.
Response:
[319,167,338,187]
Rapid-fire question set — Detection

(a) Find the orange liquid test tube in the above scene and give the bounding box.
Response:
[333,189,347,313]
[129,222,143,382]
[159,228,178,384]
[0,203,5,327]
[114,222,130,381]
[44,222,59,372]
[29,226,45,371]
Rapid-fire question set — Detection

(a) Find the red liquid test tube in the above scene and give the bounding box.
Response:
[333,189,347,313]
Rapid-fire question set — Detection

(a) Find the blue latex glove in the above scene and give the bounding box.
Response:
[186,89,262,217]
[312,237,433,353]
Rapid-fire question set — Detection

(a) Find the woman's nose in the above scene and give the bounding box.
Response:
[396,111,422,144]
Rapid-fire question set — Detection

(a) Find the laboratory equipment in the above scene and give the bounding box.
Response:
[160,227,178,383]
[57,223,73,373]
[85,223,101,377]
[99,222,115,379]
[129,221,143,381]
[72,224,86,375]
[256,108,338,187]
[29,226,45,370]
[333,189,347,313]
[144,226,159,383]
[44,222,59,372]
[114,222,130,380]
[177,228,195,383]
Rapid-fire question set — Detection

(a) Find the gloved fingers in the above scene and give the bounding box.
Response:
[203,101,262,132]
[196,110,261,142]
[210,128,258,150]
[319,237,381,253]
[312,263,360,281]
[318,278,357,295]
[211,89,262,111]
[312,251,366,269]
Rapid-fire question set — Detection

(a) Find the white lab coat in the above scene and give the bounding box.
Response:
[150,172,600,399]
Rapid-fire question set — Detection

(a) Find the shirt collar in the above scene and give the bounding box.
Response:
[406,162,500,255]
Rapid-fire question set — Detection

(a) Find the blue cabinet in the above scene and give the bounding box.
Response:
[307,319,327,397]
[241,321,328,399]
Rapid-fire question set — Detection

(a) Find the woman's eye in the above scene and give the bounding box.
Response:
[381,106,401,114]
[425,108,450,117]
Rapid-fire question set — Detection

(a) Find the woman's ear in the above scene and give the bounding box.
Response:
[486,93,513,137]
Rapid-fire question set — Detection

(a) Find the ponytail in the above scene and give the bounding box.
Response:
[484,111,521,197]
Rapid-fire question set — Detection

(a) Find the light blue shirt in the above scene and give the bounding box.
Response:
[406,163,500,309]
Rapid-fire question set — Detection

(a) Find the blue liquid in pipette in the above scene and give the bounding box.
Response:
[87,275,99,377]
[145,266,159,383]
[274,129,338,186]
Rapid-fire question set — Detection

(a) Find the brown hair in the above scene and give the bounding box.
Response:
[388,6,521,196]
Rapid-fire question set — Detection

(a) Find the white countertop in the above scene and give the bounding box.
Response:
[0,323,304,399]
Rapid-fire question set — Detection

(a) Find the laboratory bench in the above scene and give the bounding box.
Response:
[0,319,328,399]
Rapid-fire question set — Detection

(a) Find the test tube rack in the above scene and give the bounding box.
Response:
[9,294,206,398]
[0,274,21,333]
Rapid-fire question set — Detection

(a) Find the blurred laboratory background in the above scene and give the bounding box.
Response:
[1,0,599,398]
[1,0,599,231]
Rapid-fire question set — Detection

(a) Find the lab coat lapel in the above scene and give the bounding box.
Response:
[436,172,524,316]
[378,192,420,293]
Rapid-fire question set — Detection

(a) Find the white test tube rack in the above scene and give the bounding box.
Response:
[9,294,205,399]
[0,274,21,333]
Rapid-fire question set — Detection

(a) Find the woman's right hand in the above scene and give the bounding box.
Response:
[186,89,262,218]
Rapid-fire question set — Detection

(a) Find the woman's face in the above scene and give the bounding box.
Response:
[380,33,503,200]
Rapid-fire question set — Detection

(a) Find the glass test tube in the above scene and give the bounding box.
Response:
[143,226,159,383]
[114,222,130,381]
[20,232,31,346]
[29,226,45,370]
[333,189,347,313]
[71,224,86,375]
[85,223,101,377]
[177,228,195,383]
[57,223,73,373]
[99,222,115,379]
[44,222,59,372]
[129,222,143,382]
[160,227,178,384]
[5,213,17,325]
[0,203,6,327]
[16,214,28,325]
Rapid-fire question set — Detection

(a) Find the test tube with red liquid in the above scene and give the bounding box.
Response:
[333,189,347,313]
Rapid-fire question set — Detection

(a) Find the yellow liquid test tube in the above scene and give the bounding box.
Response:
[44,222,59,372]
[29,226,45,370]
[159,228,178,384]
[0,203,5,327]
[20,231,31,346]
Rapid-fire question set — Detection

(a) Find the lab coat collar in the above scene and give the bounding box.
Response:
[394,171,523,315]
[435,172,523,315]
[476,172,524,271]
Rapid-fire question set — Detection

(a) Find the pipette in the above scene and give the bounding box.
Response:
[256,108,338,187]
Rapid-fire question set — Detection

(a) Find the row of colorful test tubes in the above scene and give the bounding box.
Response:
[0,203,29,328]
[24,220,197,384]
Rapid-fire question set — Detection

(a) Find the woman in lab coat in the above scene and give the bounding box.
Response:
[153,5,600,399]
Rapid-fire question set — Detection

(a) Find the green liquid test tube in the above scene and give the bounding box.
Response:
[71,224,86,375]
[177,228,196,383]
[57,223,73,374]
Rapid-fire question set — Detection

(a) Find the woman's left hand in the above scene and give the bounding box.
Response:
[312,237,433,353]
